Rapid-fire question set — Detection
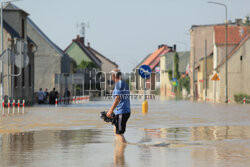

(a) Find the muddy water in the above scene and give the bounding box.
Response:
[1,99,250,167]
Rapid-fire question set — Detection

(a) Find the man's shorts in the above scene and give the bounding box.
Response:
[114,113,130,134]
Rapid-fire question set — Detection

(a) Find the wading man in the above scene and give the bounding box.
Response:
[106,69,131,143]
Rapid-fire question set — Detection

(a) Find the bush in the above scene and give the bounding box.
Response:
[234,93,250,103]
[178,76,190,94]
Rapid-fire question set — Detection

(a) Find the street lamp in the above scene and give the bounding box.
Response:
[208,1,228,103]
[0,0,21,108]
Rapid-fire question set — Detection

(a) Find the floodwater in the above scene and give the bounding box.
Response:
[1,99,250,167]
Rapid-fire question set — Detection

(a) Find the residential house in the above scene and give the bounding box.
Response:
[160,51,190,98]
[133,44,174,94]
[1,8,36,104]
[5,3,72,96]
[214,30,250,102]
[64,35,102,96]
[196,54,213,101]
[190,20,249,101]
[87,42,118,95]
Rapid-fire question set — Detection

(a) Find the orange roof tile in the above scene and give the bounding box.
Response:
[214,25,250,45]
[217,34,249,69]
[140,45,171,70]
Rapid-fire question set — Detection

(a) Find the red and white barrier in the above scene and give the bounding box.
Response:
[13,100,15,114]
[8,100,10,115]
[1,99,26,116]
[22,100,25,114]
[18,100,20,114]
[56,96,90,106]
[74,96,90,104]
[243,97,246,104]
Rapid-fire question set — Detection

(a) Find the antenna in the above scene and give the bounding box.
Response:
[76,21,90,38]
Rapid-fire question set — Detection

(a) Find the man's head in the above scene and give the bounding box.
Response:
[111,69,122,82]
[39,88,42,91]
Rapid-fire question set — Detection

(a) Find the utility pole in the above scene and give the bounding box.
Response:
[208,1,228,103]
[205,39,207,102]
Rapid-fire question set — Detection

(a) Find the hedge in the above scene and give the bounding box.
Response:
[234,93,250,104]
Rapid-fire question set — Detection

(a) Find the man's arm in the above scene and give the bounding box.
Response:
[107,95,120,118]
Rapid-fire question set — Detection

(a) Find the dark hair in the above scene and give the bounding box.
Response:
[115,71,122,78]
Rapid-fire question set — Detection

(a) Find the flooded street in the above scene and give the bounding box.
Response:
[1,99,250,167]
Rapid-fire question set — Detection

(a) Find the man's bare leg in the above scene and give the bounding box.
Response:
[114,126,127,143]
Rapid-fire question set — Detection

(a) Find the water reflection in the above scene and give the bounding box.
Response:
[0,126,250,167]
[141,126,250,143]
[113,143,127,167]
[0,130,102,167]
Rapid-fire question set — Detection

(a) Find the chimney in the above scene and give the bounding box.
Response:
[173,44,176,51]
[75,35,85,45]
[87,42,90,47]
[79,37,84,45]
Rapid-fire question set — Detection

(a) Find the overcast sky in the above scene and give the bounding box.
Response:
[15,0,250,72]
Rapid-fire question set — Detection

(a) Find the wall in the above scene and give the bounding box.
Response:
[1,11,35,104]
[66,43,92,65]
[89,48,118,94]
[197,56,213,101]
[218,37,250,102]
[190,26,214,99]
[160,55,172,98]
[27,22,62,92]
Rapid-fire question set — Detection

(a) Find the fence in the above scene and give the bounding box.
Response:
[55,96,90,107]
[2,99,25,116]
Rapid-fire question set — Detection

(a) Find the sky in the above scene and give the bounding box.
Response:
[13,0,250,72]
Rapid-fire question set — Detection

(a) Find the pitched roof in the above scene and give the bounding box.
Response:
[3,20,36,46]
[138,45,172,70]
[214,25,250,45]
[87,46,118,67]
[76,41,102,67]
[216,34,249,70]
[5,2,65,57]
[3,8,29,16]
[64,36,102,68]
[134,53,151,70]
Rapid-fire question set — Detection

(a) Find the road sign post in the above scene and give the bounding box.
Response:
[138,65,151,115]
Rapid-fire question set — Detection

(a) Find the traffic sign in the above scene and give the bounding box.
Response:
[172,78,178,86]
[139,65,152,79]
[211,73,220,81]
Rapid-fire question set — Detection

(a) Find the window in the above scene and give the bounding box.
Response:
[22,68,25,87]
[22,19,25,38]
[240,56,243,61]
[14,66,19,87]
[28,64,32,87]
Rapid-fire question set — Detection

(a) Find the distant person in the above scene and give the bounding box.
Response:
[64,88,70,104]
[106,69,131,143]
[37,88,45,104]
[49,88,57,104]
[44,88,49,104]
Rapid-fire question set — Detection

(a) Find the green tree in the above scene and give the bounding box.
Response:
[78,61,98,69]
[174,52,180,79]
